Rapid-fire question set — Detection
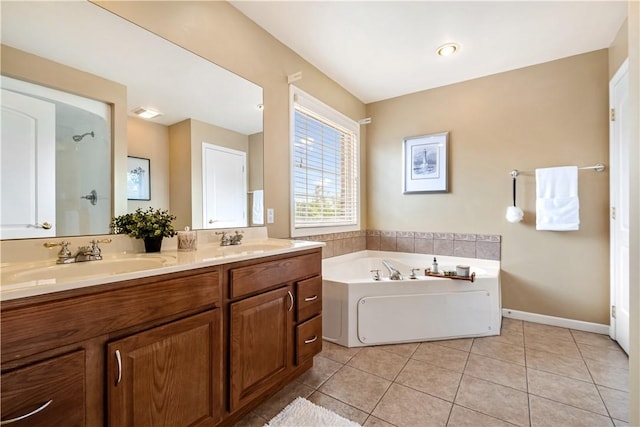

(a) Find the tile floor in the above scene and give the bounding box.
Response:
[235,318,630,426]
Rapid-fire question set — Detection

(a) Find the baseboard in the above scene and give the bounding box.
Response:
[502,308,610,335]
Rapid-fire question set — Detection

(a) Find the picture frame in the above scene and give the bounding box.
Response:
[127,156,151,200]
[402,132,449,194]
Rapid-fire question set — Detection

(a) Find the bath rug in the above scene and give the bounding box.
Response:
[264,397,362,427]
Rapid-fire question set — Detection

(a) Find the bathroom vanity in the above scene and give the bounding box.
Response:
[0,241,323,426]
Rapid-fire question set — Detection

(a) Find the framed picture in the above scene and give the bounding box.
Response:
[402,132,449,194]
[127,156,151,200]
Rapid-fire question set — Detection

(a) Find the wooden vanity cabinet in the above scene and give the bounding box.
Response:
[108,309,222,427]
[1,267,222,427]
[225,248,322,418]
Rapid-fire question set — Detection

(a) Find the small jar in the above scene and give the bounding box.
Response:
[456,265,470,277]
[177,227,197,251]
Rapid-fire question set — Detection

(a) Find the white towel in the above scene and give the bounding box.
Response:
[536,166,579,231]
[252,190,264,225]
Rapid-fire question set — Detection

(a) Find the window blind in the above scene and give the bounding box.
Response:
[292,96,358,230]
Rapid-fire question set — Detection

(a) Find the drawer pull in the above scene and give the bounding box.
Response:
[304,335,318,344]
[115,349,122,386]
[287,290,294,312]
[0,399,53,425]
[304,295,318,302]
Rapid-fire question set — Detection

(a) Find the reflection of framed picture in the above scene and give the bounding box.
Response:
[402,132,449,194]
[127,156,151,200]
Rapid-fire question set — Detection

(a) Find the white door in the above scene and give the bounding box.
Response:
[202,143,247,228]
[1,89,56,239]
[609,59,630,354]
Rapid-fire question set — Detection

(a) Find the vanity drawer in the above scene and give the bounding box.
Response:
[296,315,322,365]
[1,350,85,426]
[229,251,321,299]
[296,276,322,323]
[1,269,221,362]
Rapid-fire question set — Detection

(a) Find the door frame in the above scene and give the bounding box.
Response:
[609,58,629,352]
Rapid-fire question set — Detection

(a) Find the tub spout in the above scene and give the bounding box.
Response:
[382,260,403,280]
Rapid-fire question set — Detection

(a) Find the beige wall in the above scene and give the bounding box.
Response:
[96,1,367,237]
[609,18,629,78]
[248,132,264,191]
[168,120,193,230]
[367,50,610,324]
[1,44,128,216]
[127,117,170,212]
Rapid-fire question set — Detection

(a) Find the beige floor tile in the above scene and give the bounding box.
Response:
[372,383,451,426]
[501,317,523,331]
[307,391,369,425]
[318,365,391,413]
[525,333,582,359]
[579,343,629,369]
[347,347,408,381]
[297,355,343,389]
[524,321,573,341]
[525,347,592,382]
[455,375,529,426]
[433,338,474,352]
[471,337,525,366]
[498,327,525,346]
[395,358,462,401]
[320,341,362,364]
[232,412,267,427]
[375,342,419,358]
[571,329,621,350]
[598,385,629,422]
[447,404,517,427]
[613,418,630,426]
[412,342,469,372]
[464,353,527,391]
[251,381,315,420]
[527,368,608,416]
[585,357,629,392]
[363,415,396,426]
[529,395,614,427]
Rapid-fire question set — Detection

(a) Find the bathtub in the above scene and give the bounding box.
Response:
[322,250,501,347]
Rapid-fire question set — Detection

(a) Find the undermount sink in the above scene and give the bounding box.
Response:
[2,255,176,285]
[205,240,295,256]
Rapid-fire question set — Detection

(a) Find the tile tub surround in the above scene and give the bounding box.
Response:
[234,318,629,427]
[298,230,501,260]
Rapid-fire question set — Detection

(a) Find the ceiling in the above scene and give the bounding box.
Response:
[231,1,628,104]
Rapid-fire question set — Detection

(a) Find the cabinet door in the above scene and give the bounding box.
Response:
[230,286,293,412]
[1,350,85,426]
[108,310,222,427]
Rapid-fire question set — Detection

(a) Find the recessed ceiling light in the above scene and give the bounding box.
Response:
[436,43,459,57]
[132,107,162,119]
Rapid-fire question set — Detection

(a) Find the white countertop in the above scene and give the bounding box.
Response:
[0,238,324,301]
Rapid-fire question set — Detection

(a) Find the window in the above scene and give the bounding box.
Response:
[290,86,359,237]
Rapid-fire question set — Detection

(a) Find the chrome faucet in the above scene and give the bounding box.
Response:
[216,230,244,246]
[44,239,111,263]
[381,260,403,280]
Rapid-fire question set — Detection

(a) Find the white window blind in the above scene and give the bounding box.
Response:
[290,87,359,235]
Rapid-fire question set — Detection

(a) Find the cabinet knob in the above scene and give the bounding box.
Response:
[0,400,52,425]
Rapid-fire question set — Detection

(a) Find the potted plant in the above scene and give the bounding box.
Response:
[110,207,177,253]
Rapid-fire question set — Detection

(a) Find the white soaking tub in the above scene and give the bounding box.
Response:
[322,250,501,347]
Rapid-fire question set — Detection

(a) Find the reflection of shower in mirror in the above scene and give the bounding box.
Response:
[72,131,94,142]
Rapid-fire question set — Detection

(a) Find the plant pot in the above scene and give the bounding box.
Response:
[143,236,163,253]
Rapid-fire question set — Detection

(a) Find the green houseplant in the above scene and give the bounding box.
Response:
[110,207,177,252]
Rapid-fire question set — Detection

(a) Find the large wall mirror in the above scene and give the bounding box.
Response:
[0,1,264,239]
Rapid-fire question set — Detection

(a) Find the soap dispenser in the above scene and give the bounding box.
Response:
[431,257,439,274]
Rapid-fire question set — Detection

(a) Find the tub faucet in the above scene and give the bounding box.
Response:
[382,260,403,280]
